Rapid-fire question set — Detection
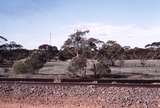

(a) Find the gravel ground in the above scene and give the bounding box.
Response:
[0,82,160,108]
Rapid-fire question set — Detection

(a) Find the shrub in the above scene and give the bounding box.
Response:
[38,44,59,60]
[12,59,34,74]
[95,61,111,77]
[28,51,47,69]
[67,56,87,77]
[13,50,47,74]
[58,47,76,61]
[90,60,111,78]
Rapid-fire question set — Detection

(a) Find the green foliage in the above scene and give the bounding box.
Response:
[58,47,76,61]
[91,60,111,78]
[145,42,160,48]
[12,59,34,74]
[96,62,111,77]
[62,30,90,57]
[38,44,59,60]
[0,42,23,50]
[67,56,87,77]
[13,50,47,74]
[29,50,47,69]
[61,30,104,60]
[98,40,124,66]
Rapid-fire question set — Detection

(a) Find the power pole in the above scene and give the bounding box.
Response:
[49,32,52,45]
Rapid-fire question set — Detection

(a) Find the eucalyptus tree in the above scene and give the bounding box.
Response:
[62,30,89,57]
[145,42,160,48]
[64,30,90,77]
[98,40,124,66]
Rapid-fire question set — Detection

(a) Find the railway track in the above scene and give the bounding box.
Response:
[1,78,160,87]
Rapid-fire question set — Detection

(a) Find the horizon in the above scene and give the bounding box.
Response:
[0,0,160,49]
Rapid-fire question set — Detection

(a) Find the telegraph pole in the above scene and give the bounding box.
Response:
[49,32,52,45]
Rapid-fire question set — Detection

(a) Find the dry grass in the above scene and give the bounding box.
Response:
[115,59,160,67]
[37,59,160,79]
[38,60,70,75]
[1,59,160,79]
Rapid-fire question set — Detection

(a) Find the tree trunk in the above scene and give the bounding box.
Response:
[93,63,97,78]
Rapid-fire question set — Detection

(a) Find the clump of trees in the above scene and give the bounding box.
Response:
[97,40,124,66]
[0,36,29,66]
[13,50,47,74]
[58,47,76,61]
[38,44,59,60]
[123,47,160,59]
[145,42,160,48]
[4,31,160,77]
[0,41,23,50]
[65,30,89,78]
[63,30,111,78]
[12,43,59,74]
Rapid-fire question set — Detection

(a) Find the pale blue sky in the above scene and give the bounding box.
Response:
[0,0,160,49]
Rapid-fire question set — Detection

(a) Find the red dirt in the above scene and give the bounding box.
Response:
[1,99,160,108]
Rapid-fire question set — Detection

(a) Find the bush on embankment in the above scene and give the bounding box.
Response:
[12,50,47,74]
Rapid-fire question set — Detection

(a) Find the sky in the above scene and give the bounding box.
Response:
[0,0,160,49]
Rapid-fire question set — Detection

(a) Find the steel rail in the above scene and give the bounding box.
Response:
[1,78,160,87]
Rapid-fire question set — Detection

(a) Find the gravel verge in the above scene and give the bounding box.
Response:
[0,82,160,108]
